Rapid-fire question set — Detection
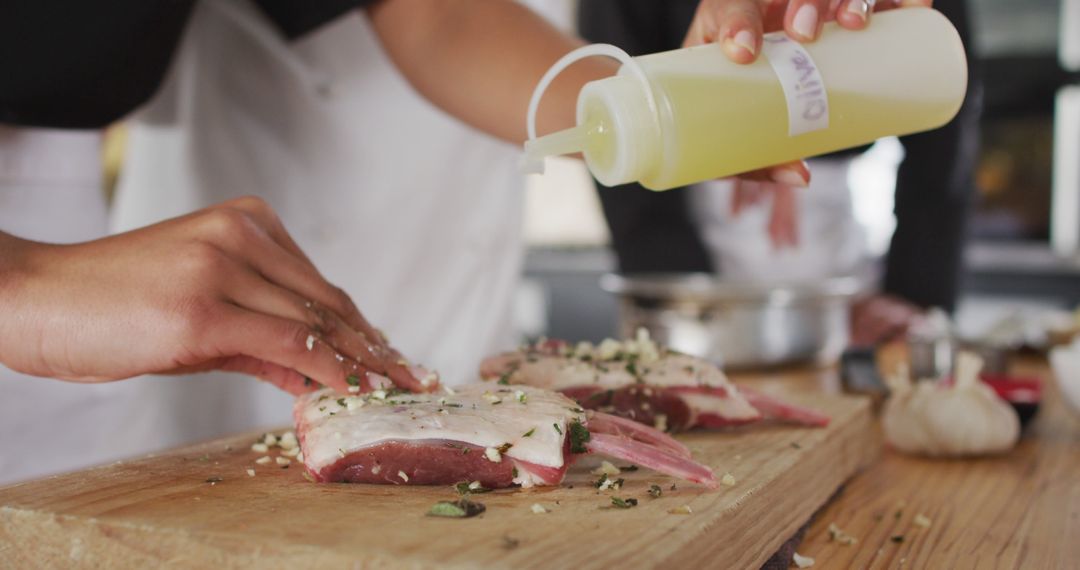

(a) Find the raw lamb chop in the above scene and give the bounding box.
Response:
[479,330,829,432]
[295,383,716,489]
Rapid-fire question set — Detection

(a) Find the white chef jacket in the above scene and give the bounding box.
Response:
[690,157,867,282]
[0,127,157,485]
[108,1,526,453]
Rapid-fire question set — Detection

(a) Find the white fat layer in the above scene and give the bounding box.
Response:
[512,353,735,391]
[296,384,584,473]
[678,392,760,423]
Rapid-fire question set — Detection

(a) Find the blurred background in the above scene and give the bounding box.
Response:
[97,0,1080,345]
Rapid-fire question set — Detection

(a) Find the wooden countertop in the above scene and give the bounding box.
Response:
[733,348,1080,569]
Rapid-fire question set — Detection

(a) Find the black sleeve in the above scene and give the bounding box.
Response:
[577,0,714,274]
[882,0,981,312]
[253,0,376,40]
[0,0,376,129]
[0,1,196,129]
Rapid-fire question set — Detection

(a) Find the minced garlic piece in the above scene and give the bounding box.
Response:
[530,503,549,514]
[255,456,272,465]
[484,447,502,463]
[914,514,932,528]
[827,523,858,545]
[345,398,365,411]
[721,473,736,486]
[305,334,316,351]
[296,452,303,463]
[514,390,528,404]
[421,372,439,387]
[468,481,482,491]
[654,414,669,432]
[251,443,269,453]
[792,552,815,568]
[668,505,693,515]
[482,392,502,405]
[246,468,256,477]
[275,457,291,466]
[347,386,361,394]
[596,339,622,361]
[591,461,621,477]
[398,471,410,482]
[278,432,298,450]
[263,433,278,447]
[371,390,387,400]
[370,464,381,474]
[282,447,301,458]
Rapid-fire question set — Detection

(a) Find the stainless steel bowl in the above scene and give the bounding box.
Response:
[600,273,863,369]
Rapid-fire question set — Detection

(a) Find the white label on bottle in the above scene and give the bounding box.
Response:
[761,34,829,136]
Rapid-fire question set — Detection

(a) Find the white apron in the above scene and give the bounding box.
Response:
[0,127,153,484]
[109,1,525,452]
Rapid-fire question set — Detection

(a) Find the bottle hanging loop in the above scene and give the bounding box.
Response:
[522,44,658,174]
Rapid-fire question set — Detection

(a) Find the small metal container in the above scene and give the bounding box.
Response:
[601,273,862,370]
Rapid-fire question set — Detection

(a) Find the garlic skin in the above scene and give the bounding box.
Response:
[883,353,1020,457]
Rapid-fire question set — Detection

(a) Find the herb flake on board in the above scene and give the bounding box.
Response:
[428,499,486,518]
[610,497,638,509]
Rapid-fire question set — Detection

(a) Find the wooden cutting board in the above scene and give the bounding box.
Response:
[0,392,877,569]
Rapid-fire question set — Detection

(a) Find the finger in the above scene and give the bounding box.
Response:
[715,0,765,63]
[784,0,831,41]
[211,196,317,269]
[836,0,872,29]
[219,267,410,389]
[207,200,395,357]
[222,266,433,393]
[218,356,315,396]
[739,161,811,187]
[771,185,800,248]
[211,304,369,395]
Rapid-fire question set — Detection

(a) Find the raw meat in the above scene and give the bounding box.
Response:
[295,383,716,488]
[480,332,829,432]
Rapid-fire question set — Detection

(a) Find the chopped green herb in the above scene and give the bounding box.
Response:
[790,442,802,450]
[303,376,313,387]
[890,535,905,543]
[318,406,326,412]
[318,394,330,403]
[337,398,346,408]
[622,465,639,472]
[670,482,678,491]
[345,374,360,386]
[512,467,519,479]
[455,481,492,496]
[497,365,519,385]
[648,484,663,498]
[522,428,536,438]
[205,476,223,483]
[553,423,563,435]
[502,535,520,549]
[610,497,638,509]
[445,403,463,408]
[568,421,591,454]
[496,442,513,454]
[427,499,486,518]
[625,361,639,376]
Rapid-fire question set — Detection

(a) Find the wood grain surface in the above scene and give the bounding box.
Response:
[0,391,875,569]
[784,351,1080,570]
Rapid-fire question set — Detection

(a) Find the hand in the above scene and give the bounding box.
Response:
[0,196,433,396]
[850,294,925,346]
[683,0,932,186]
[730,179,800,249]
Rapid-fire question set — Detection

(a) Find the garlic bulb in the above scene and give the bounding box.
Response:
[883,352,1019,457]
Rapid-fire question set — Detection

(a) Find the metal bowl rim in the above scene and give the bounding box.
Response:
[600,272,865,303]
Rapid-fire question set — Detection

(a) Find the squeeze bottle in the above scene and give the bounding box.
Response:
[523,8,968,190]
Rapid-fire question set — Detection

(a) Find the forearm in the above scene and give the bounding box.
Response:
[367,0,617,144]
